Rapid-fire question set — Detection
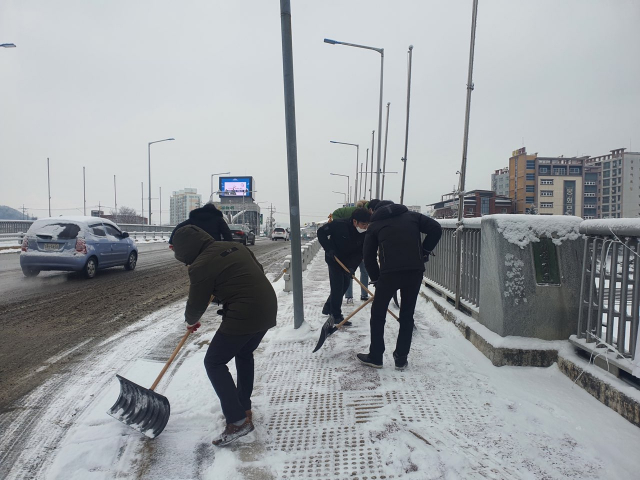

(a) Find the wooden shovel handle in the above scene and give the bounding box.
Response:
[150,330,191,391]
[334,256,400,321]
[335,296,374,329]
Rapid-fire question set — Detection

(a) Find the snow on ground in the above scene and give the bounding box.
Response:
[10,252,640,479]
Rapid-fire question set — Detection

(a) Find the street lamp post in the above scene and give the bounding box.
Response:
[0,43,17,48]
[330,173,350,205]
[325,38,384,198]
[330,141,359,203]
[210,171,231,199]
[148,138,174,225]
[332,191,347,205]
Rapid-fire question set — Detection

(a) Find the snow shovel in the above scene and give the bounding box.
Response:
[334,256,400,323]
[313,296,374,353]
[107,329,192,438]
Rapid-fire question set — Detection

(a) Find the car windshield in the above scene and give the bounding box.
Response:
[28,221,82,240]
[274,228,284,232]
[227,225,245,230]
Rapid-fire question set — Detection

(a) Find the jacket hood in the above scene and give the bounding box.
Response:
[171,225,214,265]
[371,203,408,222]
[189,203,223,220]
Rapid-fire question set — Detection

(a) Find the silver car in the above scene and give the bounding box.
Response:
[20,216,138,279]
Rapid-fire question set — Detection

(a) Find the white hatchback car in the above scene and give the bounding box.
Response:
[271,227,289,241]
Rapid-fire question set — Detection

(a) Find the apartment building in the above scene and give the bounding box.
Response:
[428,190,513,219]
[535,157,586,216]
[586,148,640,219]
[509,147,538,214]
[491,167,510,198]
[170,188,202,225]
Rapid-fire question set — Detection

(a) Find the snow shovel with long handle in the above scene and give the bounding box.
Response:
[313,296,374,353]
[107,329,192,438]
[334,256,400,322]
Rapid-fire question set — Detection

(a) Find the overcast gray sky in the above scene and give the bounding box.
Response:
[1,0,638,224]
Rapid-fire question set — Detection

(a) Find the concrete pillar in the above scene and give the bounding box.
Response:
[283,255,292,292]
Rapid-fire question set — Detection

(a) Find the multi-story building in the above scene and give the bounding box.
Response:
[428,190,513,219]
[582,165,600,219]
[586,148,640,219]
[535,157,586,216]
[170,188,202,225]
[491,167,510,198]
[509,148,538,214]
[407,205,422,214]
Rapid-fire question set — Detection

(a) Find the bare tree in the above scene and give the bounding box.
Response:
[113,206,139,224]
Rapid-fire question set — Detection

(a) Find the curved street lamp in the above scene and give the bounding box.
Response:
[325,38,384,198]
[1,43,17,48]
[148,138,174,225]
[330,173,350,205]
[330,141,359,203]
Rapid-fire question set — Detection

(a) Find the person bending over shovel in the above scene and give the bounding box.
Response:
[358,200,442,370]
[317,207,371,326]
[171,224,277,446]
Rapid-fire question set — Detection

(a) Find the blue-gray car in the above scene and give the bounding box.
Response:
[20,216,138,279]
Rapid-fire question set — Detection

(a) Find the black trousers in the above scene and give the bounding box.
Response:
[368,270,423,363]
[204,329,268,424]
[322,260,352,318]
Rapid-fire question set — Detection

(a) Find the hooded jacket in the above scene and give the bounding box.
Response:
[363,204,442,282]
[171,225,277,334]
[317,218,366,271]
[169,203,233,244]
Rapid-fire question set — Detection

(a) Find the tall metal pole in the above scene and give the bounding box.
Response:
[159,187,162,226]
[455,0,479,310]
[141,182,144,226]
[359,162,364,199]
[369,131,375,200]
[83,166,86,216]
[280,0,305,328]
[381,102,391,199]
[400,45,414,205]
[375,53,384,198]
[47,158,51,217]
[354,145,359,202]
[114,175,117,223]
[363,149,369,199]
[148,143,151,225]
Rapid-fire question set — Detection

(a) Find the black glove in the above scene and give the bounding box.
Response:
[422,251,433,263]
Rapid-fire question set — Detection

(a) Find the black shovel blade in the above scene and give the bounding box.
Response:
[312,319,337,353]
[107,375,170,438]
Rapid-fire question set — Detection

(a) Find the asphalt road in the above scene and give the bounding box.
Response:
[0,238,291,414]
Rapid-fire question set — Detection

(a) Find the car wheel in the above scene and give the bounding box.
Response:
[251,238,255,245]
[21,267,40,277]
[83,257,98,279]
[243,237,247,246]
[124,251,137,271]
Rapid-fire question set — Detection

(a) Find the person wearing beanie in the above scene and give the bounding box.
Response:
[331,199,380,304]
[357,201,442,370]
[317,207,371,326]
[168,202,233,245]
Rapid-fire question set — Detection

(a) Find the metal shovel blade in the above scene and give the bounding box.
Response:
[312,319,337,353]
[107,374,170,439]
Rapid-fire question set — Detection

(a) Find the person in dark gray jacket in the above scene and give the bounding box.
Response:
[357,201,442,370]
[171,224,277,446]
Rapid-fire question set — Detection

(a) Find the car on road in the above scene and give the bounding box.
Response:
[227,224,256,245]
[271,227,289,241]
[19,216,138,279]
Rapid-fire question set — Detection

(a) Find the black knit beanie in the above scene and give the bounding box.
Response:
[351,207,371,223]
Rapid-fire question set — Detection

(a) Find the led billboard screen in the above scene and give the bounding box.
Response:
[219,176,253,198]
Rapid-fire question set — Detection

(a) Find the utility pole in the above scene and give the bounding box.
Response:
[363,150,368,200]
[22,204,26,220]
[381,102,390,199]
[83,166,86,216]
[455,0,479,310]
[370,131,375,200]
[280,0,305,328]
[47,158,51,217]
[141,182,144,226]
[400,45,414,205]
[114,175,117,223]
[159,187,162,226]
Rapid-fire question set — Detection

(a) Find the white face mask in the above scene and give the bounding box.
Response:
[356,226,367,234]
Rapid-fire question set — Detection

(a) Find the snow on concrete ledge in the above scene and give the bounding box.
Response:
[490,214,583,248]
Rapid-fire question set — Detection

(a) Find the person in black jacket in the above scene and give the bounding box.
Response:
[357,201,442,370]
[317,208,371,325]
[168,202,233,245]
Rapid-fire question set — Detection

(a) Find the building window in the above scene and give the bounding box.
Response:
[526,160,536,169]
[541,202,553,208]
[603,197,609,204]
[602,205,609,213]
[526,185,535,193]
[604,162,610,169]
[526,173,535,181]
[603,179,610,186]
[553,168,567,175]
[603,171,610,178]
[569,167,581,174]
[539,167,549,174]
[481,197,490,215]
[540,190,554,197]
[541,179,554,185]
[603,187,610,195]
[501,208,508,213]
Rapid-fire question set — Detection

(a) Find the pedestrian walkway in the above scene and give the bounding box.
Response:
[38,250,639,480]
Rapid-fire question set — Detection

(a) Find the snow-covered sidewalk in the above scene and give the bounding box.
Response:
[28,250,640,479]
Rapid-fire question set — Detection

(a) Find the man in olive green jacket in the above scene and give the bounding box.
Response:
[171,224,277,446]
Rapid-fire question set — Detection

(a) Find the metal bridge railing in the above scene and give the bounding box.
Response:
[424,219,481,313]
[576,220,640,367]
